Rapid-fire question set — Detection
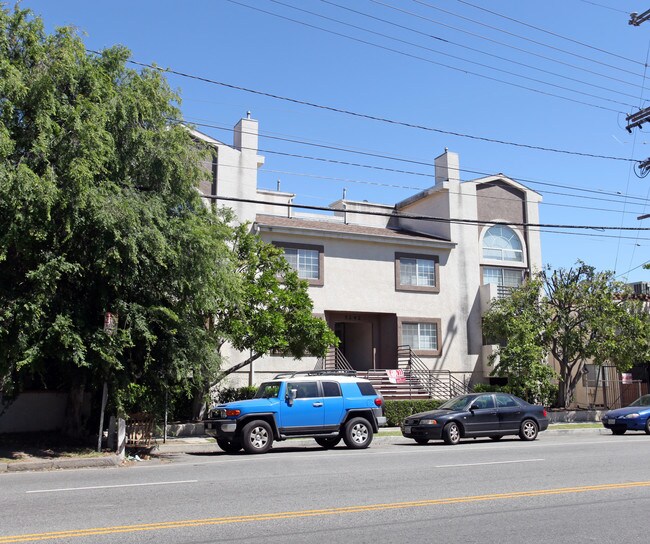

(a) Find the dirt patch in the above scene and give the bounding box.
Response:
[0,432,105,463]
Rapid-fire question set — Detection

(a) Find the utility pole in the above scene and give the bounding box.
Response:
[626,9,650,176]
[629,9,650,26]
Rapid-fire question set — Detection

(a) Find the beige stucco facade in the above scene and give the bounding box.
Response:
[194,117,543,388]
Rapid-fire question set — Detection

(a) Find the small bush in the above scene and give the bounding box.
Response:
[471,383,508,393]
[216,385,258,404]
[384,399,444,426]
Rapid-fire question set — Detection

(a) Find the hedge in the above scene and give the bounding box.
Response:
[384,399,444,427]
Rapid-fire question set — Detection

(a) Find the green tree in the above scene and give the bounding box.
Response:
[482,276,557,405]
[485,262,650,409]
[213,226,338,384]
[0,6,239,431]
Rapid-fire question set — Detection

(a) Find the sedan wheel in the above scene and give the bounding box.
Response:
[442,422,460,445]
[645,419,650,435]
[519,419,539,441]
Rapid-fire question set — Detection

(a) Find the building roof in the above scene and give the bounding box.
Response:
[255,214,454,247]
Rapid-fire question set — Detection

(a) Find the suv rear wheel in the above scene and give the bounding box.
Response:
[241,420,273,454]
[343,417,373,449]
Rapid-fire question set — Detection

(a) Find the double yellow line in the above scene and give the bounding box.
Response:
[2,481,649,543]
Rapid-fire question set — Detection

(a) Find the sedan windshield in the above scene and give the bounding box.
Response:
[254,382,281,399]
[438,395,474,411]
[629,394,650,407]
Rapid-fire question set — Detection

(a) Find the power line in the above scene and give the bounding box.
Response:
[187,119,650,205]
[456,0,643,66]
[371,0,645,91]
[228,0,628,112]
[577,0,629,15]
[316,0,645,104]
[101,51,641,162]
[208,195,650,232]
[411,0,646,78]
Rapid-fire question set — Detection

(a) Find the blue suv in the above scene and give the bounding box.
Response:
[205,370,386,454]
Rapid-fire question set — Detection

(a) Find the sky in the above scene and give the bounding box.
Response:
[15,0,650,283]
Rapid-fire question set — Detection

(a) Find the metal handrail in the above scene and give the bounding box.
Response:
[397,345,472,398]
[316,346,354,372]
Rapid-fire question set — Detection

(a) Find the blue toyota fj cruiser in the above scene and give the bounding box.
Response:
[205,370,386,454]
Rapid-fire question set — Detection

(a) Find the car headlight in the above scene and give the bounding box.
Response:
[420,419,438,425]
[625,413,640,419]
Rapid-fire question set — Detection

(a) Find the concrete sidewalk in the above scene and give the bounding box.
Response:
[0,424,610,473]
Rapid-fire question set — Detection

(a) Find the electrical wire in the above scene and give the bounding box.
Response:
[371,0,644,91]
[316,0,646,104]
[226,0,628,112]
[186,119,650,205]
[456,0,641,66]
[208,195,650,232]
[577,0,629,15]
[411,0,646,78]
[97,50,642,162]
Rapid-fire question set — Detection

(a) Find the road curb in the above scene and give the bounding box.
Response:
[1,455,122,473]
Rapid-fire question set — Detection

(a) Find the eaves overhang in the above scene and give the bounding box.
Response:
[254,223,456,250]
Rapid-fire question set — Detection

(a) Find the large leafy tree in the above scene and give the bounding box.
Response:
[482,276,557,405]
[0,6,239,430]
[213,226,338,385]
[485,262,650,408]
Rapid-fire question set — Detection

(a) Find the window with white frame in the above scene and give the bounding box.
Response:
[402,322,438,351]
[284,247,319,279]
[275,242,324,286]
[482,267,523,288]
[482,225,523,262]
[395,253,439,292]
[400,257,435,286]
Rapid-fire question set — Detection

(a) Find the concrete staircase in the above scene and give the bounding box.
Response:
[357,369,431,400]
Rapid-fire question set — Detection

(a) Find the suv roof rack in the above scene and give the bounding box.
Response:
[273,369,358,379]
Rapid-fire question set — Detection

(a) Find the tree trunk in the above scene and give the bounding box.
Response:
[211,353,263,387]
[63,385,88,438]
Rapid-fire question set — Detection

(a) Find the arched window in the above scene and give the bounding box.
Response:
[482,225,523,262]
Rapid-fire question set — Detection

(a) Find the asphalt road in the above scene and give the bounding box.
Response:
[1,432,650,543]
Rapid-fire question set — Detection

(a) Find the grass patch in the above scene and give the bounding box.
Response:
[548,423,601,429]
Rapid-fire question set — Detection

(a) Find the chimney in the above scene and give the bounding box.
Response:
[434,148,460,187]
[234,114,259,154]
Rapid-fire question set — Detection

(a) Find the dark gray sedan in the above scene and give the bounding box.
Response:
[402,392,549,445]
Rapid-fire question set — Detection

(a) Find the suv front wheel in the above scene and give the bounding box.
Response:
[241,420,274,454]
[343,417,373,449]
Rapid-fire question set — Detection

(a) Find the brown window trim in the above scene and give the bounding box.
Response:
[397,317,442,357]
[395,253,440,293]
[273,241,324,287]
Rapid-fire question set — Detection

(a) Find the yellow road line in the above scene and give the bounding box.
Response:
[1,481,648,543]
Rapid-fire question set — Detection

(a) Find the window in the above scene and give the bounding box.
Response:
[322,382,342,397]
[483,267,523,288]
[357,382,378,396]
[395,253,439,293]
[402,322,437,350]
[472,395,495,409]
[495,394,519,408]
[287,381,319,399]
[482,225,523,262]
[274,242,324,286]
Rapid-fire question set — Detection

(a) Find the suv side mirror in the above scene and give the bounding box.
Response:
[286,388,297,406]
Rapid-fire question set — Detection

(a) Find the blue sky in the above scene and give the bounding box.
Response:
[18,0,650,283]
